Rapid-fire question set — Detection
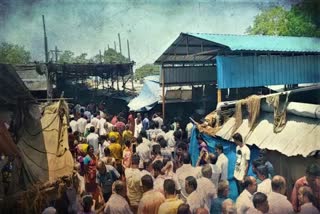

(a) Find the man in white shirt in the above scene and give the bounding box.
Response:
[185,121,193,140]
[257,165,272,195]
[97,116,107,136]
[90,113,99,131]
[185,176,208,213]
[69,116,78,133]
[233,133,250,194]
[197,164,217,209]
[86,127,99,155]
[268,175,293,213]
[152,113,163,129]
[135,136,151,169]
[236,176,257,214]
[215,143,229,181]
[76,114,87,135]
[208,154,222,189]
[176,153,201,202]
[250,192,271,214]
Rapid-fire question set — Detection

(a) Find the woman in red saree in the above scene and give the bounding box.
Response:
[83,145,100,203]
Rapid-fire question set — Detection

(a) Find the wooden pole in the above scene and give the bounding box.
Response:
[118,33,122,55]
[217,88,222,103]
[161,66,166,121]
[127,39,134,90]
[99,50,102,63]
[42,15,49,63]
[114,41,117,52]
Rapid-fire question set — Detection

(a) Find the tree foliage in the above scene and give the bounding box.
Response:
[247,1,320,37]
[58,48,129,64]
[135,64,160,80]
[0,42,31,64]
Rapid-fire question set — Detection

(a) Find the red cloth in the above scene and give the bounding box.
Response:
[128,114,135,134]
[291,176,320,212]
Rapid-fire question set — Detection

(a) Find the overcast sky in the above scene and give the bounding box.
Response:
[0,0,292,68]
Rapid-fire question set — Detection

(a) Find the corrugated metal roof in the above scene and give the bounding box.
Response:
[216,55,320,88]
[186,33,320,53]
[216,112,320,157]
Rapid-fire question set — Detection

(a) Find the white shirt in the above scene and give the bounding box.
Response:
[152,116,163,129]
[300,202,320,214]
[186,122,193,139]
[134,122,142,138]
[176,164,201,202]
[187,190,208,213]
[90,117,99,130]
[268,191,293,214]
[197,177,217,209]
[216,153,228,181]
[154,173,181,194]
[85,123,93,133]
[234,144,250,181]
[136,142,151,168]
[98,118,107,136]
[236,189,254,214]
[86,133,99,153]
[77,117,87,134]
[210,164,221,189]
[104,193,133,214]
[69,120,78,133]
[257,178,272,195]
[164,130,176,151]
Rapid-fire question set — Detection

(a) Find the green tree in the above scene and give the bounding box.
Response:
[135,64,160,80]
[74,53,90,63]
[91,48,129,64]
[0,42,31,64]
[247,1,320,37]
[58,50,75,63]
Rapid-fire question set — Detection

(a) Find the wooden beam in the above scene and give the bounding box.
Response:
[161,66,166,122]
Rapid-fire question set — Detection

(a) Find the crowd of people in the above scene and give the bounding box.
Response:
[41,103,320,214]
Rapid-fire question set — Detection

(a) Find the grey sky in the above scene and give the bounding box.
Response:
[0,0,292,68]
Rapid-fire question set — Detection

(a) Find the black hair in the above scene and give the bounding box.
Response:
[177,204,191,214]
[132,154,140,165]
[164,179,176,195]
[185,176,197,190]
[136,136,143,144]
[257,165,269,178]
[125,140,131,148]
[215,143,224,152]
[141,174,153,190]
[182,152,191,164]
[152,160,163,172]
[89,126,95,133]
[139,130,148,138]
[252,192,267,208]
[232,132,243,143]
[243,176,254,189]
[306,163,320,177]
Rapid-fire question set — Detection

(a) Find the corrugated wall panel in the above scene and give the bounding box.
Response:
[216,55,320,89]
[161,66,216,85]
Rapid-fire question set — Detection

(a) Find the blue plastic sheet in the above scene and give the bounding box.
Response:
[189,127,260,201]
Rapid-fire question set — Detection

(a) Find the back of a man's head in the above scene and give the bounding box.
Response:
[131,154,140,166]
[141,174,153,191]
[201,164,213,179]
[218,180,229,197]
[253,192,269,213]
[163,179,176,196]
[222,199,236,214]
[182,152,191,164]
[257,165,269,180]
[271,175,286,194]
[113,180,125,196]
[177,203,191,214]
[195,207,209,214]
[152,160,163,172]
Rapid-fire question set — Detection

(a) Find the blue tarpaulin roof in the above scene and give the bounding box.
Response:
[186,33,320,53]
[127,75,160,111]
